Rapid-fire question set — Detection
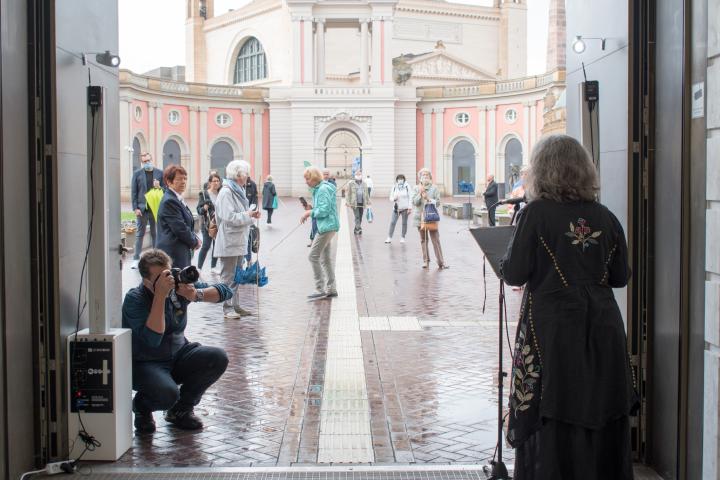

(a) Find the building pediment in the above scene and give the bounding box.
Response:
[405,51,497,82]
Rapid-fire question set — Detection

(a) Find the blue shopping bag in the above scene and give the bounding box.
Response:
[366,207,374,223]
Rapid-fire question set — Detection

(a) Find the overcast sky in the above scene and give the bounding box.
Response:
[119,0,550,76]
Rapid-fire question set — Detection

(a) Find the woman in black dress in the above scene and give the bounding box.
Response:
[501,135,636,479]
[196,172,221,271]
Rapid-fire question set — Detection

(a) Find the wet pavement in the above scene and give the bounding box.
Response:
[113,196,522,468]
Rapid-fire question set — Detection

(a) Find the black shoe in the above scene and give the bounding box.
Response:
[134,411,156,433]
[165,405,203,430]
[307,292,327,300]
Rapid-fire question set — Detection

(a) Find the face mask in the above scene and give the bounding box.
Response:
[421,177,431,186]
[143,162,153,171]
[397,180,404,185]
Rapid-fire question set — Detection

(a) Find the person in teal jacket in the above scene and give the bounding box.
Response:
[300,166,339,300]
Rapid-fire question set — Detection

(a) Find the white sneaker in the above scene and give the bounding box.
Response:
[400,237,406,243]
[385,237,392,244]
[224,310,241,319]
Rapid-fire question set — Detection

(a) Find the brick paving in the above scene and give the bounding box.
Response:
[113,196,521,468]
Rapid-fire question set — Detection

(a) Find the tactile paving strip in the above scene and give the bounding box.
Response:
[316,207,374,463]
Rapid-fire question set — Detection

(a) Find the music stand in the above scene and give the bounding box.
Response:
[470,225,515,480]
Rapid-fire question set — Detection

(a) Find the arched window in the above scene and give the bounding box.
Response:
[504,138,523,197]
[233,37,268,84]
[163,139,181,169]
[210,141,235,178]
[132,137,142,171]
[452,140,475,195]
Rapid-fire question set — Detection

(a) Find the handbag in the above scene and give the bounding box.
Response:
[207,215,218,239]
[366,207,374,223]
[250,224,260,253]
[420,202,440,231]
[272,195,278,209]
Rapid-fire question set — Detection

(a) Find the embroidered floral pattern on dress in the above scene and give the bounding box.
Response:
[565,218,602,251]
[510,300,541,417]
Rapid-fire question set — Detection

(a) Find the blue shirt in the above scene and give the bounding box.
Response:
[121,281,232,362]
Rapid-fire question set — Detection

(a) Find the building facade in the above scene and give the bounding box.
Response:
[120,0,565,199]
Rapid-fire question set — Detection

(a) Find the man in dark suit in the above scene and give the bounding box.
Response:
[483,174,499,226]
[131,153,165,266]
[156,165,200,268]
[246,177,259,208]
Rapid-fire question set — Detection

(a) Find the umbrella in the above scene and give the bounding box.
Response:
[234,261,268,287]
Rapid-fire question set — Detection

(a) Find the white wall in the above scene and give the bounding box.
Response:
[391,12,500,75]
[204,6,293,85]
[565,1,629,316]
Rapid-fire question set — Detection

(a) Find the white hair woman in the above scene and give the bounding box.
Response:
[213,160,261,318]
[500,135,634,479]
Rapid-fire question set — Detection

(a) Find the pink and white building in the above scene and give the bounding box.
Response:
[119,0,566,199]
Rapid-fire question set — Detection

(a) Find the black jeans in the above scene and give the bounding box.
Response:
[197,226,217,269]
[265,208,274,223]
[132,342,228,413]
[133,209,157,259]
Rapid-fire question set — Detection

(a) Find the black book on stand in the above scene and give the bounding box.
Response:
[470,225,515,480]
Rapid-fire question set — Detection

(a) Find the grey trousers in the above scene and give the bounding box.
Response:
[418,227,445,266]
[308,231,337,294]
[353,206,364,233]
[388,209,410,238]
[218,256,242,313]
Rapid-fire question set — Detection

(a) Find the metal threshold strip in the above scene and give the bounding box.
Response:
[38,465,497,479]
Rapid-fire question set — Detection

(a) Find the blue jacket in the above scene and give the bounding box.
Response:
[122,281,232,362]
[156,190,197,268]
[311,181,339,234]
[131,167,164,211]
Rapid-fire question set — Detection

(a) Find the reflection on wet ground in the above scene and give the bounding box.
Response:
[113,197,521,467]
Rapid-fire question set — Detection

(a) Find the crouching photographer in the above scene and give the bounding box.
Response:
[122,249,233,433]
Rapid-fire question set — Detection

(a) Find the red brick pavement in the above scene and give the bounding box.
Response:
[113,197,521,468]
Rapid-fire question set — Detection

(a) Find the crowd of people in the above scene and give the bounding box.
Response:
[122,135,635,480]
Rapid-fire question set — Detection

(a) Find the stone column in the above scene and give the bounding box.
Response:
[371,17,382,85]
[154,102,164,164]
[242,107,252,162]
[477,106,487,191]
[382,17,394,85]
[189,106,199,193]
[316,19,326,84]
[292,17,302,84]
[488,106,497,178]
[523,102,531,162]
[422,107,432,171]
[302,17,314,84]
[434,107,445,192]
[529,102,537,154]
[199,107,209,175]
[360,19,369,85]
[148,102,157,162]
[255,107,265,180]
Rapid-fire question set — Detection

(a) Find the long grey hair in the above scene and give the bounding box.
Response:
[525,134,599,202]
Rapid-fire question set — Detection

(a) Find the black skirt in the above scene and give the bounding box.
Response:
[514,416,634,480]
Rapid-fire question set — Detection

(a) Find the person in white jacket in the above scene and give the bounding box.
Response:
[385,174,412,243]
[213,160,261,318]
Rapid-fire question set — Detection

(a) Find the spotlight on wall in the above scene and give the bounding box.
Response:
[81,51,121,67]
[572,36,606,54]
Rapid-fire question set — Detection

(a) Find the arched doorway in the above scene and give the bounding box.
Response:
[210,141,234,178]
[163,139,181,169]
[504,138,523,198]
[451,140,475,195]
[132,136,141,172]
[324,129,362,179]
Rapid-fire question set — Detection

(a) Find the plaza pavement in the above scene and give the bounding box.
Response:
[114,196,522,468]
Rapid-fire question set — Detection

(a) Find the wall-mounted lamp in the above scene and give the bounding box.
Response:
[571,36,606,54]
[82,50,121,67]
